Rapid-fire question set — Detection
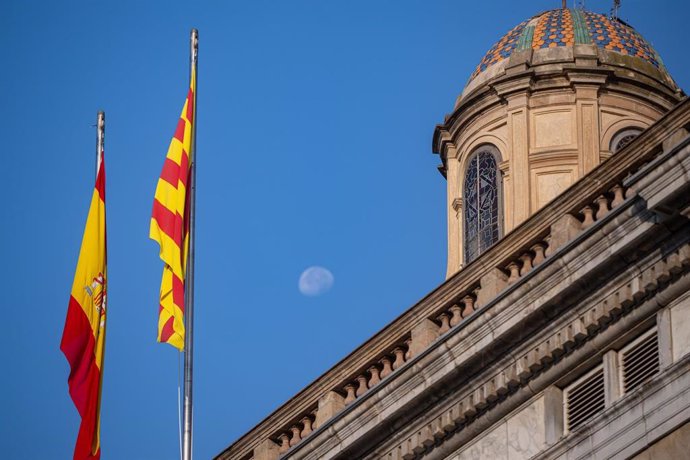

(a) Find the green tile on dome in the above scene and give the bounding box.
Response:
[469,8,665,83]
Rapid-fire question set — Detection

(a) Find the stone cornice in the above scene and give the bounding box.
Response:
[432,60,684,172]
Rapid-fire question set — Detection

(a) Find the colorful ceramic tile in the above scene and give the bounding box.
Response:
[469,8,664,83]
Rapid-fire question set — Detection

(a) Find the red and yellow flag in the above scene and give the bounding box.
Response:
[61,150,107,460]
[150,69,196,350]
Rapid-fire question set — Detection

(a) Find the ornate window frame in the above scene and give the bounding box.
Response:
[462,145,504,264]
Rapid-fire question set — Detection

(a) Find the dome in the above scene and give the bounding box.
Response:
[468,8,670,86]
[434,7,684,279]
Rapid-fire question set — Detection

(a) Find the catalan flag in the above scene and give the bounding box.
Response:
[61,148,107,460]
[150,68,196,350]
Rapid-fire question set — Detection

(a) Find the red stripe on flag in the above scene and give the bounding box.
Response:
[95,156,106,202]
[174,118,186,142]
[159,158,181,188]
[172,274,185,314]
[151,199,183,246]
[61,296,102,460]
[178,150,189,188]
[159,315,176,343]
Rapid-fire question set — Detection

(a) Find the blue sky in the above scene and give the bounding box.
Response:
[3,1,689,459]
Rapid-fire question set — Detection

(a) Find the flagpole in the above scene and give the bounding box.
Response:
[96,111,105,176]
[182,28,198,460]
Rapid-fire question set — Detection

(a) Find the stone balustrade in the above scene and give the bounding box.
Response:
[270,406,318,456]
[579,182,630,230]
[434,293,476,336]
[504,239,549,285]
[264,339,412,457]
[340,339,412,407]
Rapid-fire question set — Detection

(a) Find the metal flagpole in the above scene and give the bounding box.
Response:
[96,111,105,176]
[182,28,198,460]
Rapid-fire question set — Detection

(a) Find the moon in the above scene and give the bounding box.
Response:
[298,266,334,296]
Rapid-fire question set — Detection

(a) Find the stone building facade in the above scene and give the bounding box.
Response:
[216,7,690,460]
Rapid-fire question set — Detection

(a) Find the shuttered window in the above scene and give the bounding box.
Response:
[564,365,605,433]
[619,329,660,394]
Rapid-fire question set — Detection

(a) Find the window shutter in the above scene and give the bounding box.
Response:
[620,329,660,394]
[564,366,605,432]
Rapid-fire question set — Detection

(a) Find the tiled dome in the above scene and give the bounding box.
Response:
[469,8,666,82]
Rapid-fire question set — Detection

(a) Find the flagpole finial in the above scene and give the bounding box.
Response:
[190,28,198,63]
[96,111,105,176]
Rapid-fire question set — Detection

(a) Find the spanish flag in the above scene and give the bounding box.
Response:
[150,68,196,350]
[61,149,107,460]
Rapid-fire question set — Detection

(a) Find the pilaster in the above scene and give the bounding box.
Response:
[410,319,440,358]
[316,391,346,428]
[570,74,606,174]
[657,307,673,370]
[499,160,512,232]
[254,439,280,460]
[506,93,531,226]
[603,350,621,406]
[543,386,564,446]
[446,150,461,278]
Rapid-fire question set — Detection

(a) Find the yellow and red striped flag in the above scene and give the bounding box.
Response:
[61,149,107,460]
[150,68,196,350]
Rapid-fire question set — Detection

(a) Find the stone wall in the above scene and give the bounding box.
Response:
[630,422,690,459]
[450,389,561,460]
[445,286,690,460]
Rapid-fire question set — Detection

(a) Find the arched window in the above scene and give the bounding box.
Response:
[611,128,643,153]
[464,147,502,264]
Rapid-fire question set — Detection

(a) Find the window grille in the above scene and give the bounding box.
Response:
[564,365,605,433]
[619,328,660,394]
[464,148,501,264]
